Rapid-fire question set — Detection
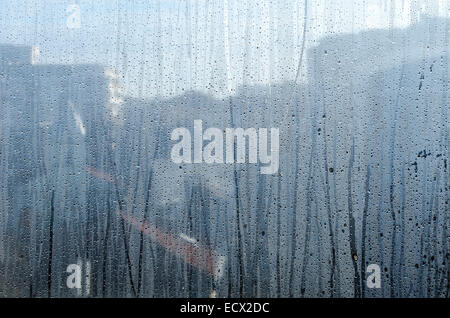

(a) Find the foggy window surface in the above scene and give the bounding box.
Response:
[0,0,448,298]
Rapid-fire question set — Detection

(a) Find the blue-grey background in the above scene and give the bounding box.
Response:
[0,0,448,297]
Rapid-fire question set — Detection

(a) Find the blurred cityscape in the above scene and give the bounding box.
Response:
[0,16,448,297]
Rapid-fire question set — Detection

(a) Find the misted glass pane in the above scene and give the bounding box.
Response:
[0,0,448,298]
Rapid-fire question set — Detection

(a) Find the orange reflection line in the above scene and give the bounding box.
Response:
[86,166,115,183]
[85,165,217,277]
[117,211,216,277]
